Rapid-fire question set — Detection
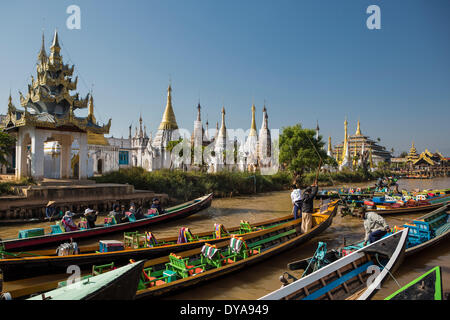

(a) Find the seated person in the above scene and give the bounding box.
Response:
[109,204,123,224]
[119,204,129,223]
[84,208,98,229]
[150,198,165,215]
[61,211,78,232]
[134,206,145,220]
[124,203,137,222]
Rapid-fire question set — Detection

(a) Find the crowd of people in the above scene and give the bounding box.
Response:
[48,197,165,232]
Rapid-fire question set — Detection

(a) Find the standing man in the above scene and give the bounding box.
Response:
[290,184,302,220]
[360,208,391,246]
[301,181,319,233]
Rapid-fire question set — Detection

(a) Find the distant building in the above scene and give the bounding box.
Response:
[333,119,391,169]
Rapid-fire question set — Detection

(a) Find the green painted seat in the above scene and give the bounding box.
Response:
[227,236,261,261]
[165,253,205,278]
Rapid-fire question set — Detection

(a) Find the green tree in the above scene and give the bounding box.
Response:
[279,124,328,185]
[0,131,15,166]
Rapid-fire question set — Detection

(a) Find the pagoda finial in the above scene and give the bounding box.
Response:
[88,94,96,123]
[7,93,16,114]
[219,106,226,136]
[38,32,47,63]
[249,103,257,136]
[139,113,143,138]
[356,118,362,136]
[197,102,201,122]
[49,29,62,65]
[158,84,178,130]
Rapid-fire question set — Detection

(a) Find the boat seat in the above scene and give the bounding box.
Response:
[166,253,206,278]
[227,235,261,261]
[146,276,166,286]
[201,243,223,268]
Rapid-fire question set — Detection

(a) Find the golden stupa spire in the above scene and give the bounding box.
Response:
[49,29,62,65]
[158,84,178,130]
[88,94,96,123]
[356,118,362,136]
[249,103,257,136]
[342,117,348,162]
[38,32,47,63]
[7,93,15,114]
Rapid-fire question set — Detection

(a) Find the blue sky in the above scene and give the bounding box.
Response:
[1,0,449,155]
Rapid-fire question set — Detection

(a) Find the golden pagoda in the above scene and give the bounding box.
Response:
[406,141,419,163]
[2,30,111,135]
[158,85,178,130]
[333,119,391,166]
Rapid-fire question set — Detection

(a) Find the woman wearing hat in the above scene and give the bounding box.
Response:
[61,211,78,232]
[84,208,98,229]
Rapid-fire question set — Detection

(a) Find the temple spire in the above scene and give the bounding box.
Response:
[49,29,62,65]
[7,93,16,114]
[219,106,226,136]
[38,32,47,63]
[342,117,348,163]
[261,105,268,129]
[88,94,96,123]
[158,84,178,130]
[139,113,143,138]
[249,104,257,136]
[356,119,362,136]
[197,103,201,122]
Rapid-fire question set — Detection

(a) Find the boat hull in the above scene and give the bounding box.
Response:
[0,215,293,281]
[1,194,213,251]
[135,204,338,299]
[259,229,408,300]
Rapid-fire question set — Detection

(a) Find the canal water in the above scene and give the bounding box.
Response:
[1,177,449,300]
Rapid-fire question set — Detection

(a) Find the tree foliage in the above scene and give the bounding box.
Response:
[0,131,15,166]
[279,124,330,184]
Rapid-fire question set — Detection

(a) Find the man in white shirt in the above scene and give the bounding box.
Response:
[290,184,302,220]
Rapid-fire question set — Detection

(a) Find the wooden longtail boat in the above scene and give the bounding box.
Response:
[374,195,450,216]
[0,206,305,281]
[133,201,338,299]
[394,204,450,256]
[285,203,449,277]
[0,193,213,251]
[27,261,144,300]
[4,201,339,300]
[384,266,443,300]
[259,229,408,300]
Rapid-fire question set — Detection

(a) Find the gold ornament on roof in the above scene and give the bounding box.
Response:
[158,85,178,130]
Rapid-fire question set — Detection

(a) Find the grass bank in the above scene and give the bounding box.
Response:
[93,167,393,200]
[93,167,292,201]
